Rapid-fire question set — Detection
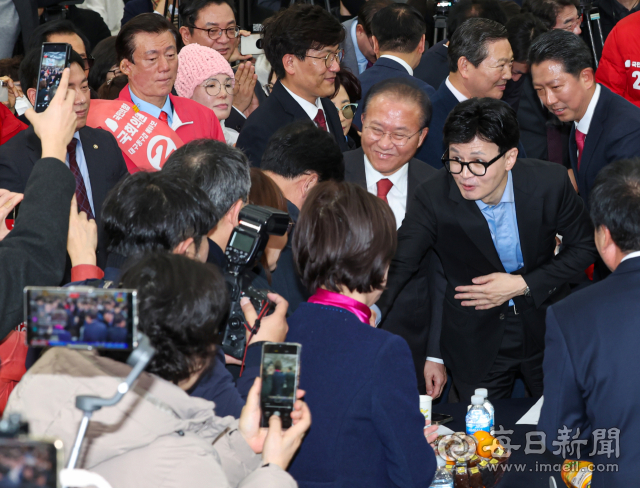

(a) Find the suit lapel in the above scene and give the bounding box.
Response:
[512,163,542,272]
[407,160,419,203]
[577,94,606,190]
[347,148,368,189]
[272,81,310,120]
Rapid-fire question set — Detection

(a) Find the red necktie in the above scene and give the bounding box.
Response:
[376,178,393,204]
[575,129,586,170]
[158,111,169,124]
[313,109,328,132]
[67,139,94,220]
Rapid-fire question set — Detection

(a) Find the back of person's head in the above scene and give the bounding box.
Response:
[262,4,344,79]
[358,0,394,37]
[528,29,592,76]
[120,252,229,385]
[590,159,640,253]
[448,17,508,73]
[261,122,345,182]
[443,97,520,153]
[88,36,117,91]
[179,0,237,31]
[521,0,579,29]
[102,171,216,257]
[362,77,432,128]
[19,48,85,92]
[0,56,22,82]
[28,20,90,55]
[506,13,548,63]
[162,138,251,221]
[500,1,522,20]
[334,68,361,103]
[97,75,129,100]
[116,13,180,65]
[447,0,508,39]
[293,181,396,294]
[371,3,425,53]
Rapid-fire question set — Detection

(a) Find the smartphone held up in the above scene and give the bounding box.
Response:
[260,342,301,428]
[35,43,71,113]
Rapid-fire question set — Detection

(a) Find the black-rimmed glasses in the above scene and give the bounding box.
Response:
[201,78,237,96]
[441,149,509,176]
[189,25,240,40]
[306,49,344,68]
[81,55,95,71]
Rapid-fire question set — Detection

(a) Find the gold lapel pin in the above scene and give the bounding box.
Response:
[93,144,98,149]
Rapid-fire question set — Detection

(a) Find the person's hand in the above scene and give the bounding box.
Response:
[454,273,527,310]
[67,195,98,267]
[0,76,23,114]
[25,68,77,161]
[232,61,257,113]
[424,361,447,399]
[243,292,288,345]
[225,354,242,366]
[261,396,311,470]
[424,422,439,452]
[0,189,24,241]
[229,30,254,63]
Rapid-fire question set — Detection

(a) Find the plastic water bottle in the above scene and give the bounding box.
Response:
[475,388,495,435]
[429,456,454,488]
[466,395,491,435]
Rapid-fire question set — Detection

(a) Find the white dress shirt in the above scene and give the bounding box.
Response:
[65,132,95,216]
[379,54,414,75]
[281,83,330,132]
[621,250,640,263]
[363,154,408,230]
[575,84,601,135]
[445,76,468,103]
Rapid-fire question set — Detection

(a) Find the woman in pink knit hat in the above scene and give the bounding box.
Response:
[176,44,239,145]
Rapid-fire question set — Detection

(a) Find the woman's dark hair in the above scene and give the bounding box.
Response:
[120,253,229,384]
[528,29,594,77]
[262,4,345,80]
[506,14,548,63]
[333,67,361,102]
[116,13,181,64]
[590,158,640,253]
[88,36,117,91]
[371,3,426,53]
[448,17,508,73]
[97,74,128,100]
[443,97,520,153]
[293,181,397,294]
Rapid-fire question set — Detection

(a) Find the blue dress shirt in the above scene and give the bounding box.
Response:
[350,19,369,75]
[66,132,95,216]
[475,171,524,305]
[128,87,173,127]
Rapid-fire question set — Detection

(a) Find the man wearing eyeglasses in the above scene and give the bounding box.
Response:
[236,4,349,167]
[377,97,597,401]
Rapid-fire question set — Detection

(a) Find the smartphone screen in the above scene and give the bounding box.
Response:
[260,342,301,428]
[0,438,63,488]
[24,287,138,350]
[35,43,71,113]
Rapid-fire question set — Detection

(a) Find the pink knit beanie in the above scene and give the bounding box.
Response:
[175,44,235,99]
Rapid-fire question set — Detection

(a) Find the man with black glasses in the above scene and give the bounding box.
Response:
[377,97,597,401]
[236,4,349,166]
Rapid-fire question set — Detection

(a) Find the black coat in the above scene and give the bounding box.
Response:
[413,40,449,91]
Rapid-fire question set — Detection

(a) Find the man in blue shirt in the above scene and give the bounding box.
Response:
[378,97,597,401]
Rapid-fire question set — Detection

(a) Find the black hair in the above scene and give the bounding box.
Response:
[262,4,345,80]
[357,0,393,37]
[443,97,520,153]
[28,20,91,55]
[179,0,237,33]
[120,253,229,385]
[521,0,580,29]
[590,159,640,253]
[0,56,22,82]
[334,67,361,102]
[506,13,548,63]
[261,121,345,182]
[20,48,86,91]
[448,17,509,73]
[88,36,117,91]
[371,3,425,53]
[162,139,251,221]
[116,13,180,64]
[101,171,216,257]
[446,0,508,39]
[362,77,432,128]
[528,29,594,77]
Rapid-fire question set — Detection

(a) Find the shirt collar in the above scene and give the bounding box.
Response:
[281,82,322,121]
[350,19,369,74]
[476,170,514,210]
[621,250,640,263]
[379,54,413,75]
[445,76,468,103]
[128,86,172,122]
[575,83,601,135]
[363,153,409,194]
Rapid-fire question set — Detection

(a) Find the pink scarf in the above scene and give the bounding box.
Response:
[308,288,372,325]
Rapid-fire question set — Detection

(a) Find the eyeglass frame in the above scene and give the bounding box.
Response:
[363,125,423,147]
[200,77,237,96]
[337,102,358,119]
[187,24,241,40]
[305,49,344,68]
[81,55,95,71]
[441,148,510,176]
[559,13,583,32]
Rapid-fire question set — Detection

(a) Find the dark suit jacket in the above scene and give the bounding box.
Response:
[225,76,270,133]
[569,84,640,207]
[377,160,597,384]
[344,148,445,390]
[286,302,437,487]
[413,40,449,91]
[353,57,436,130]
[121,0,152,26]
[538,256,640,487]
[236,81,348,167]
[11,0,38,54]
[0,126,129,270]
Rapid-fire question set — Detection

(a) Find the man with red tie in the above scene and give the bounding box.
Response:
[530,29,640,208]
[116,13,224,173]
[236,4,349,167]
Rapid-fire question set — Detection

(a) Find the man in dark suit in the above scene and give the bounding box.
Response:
[344,78,447,397]
[377,98,597,401]
[236,4,348,166]
[81,312,108,342]
[0,50,129,270]
[538,159,640,486]
[352,3,434,130]
[530,29,640,208]
[415,18,516,169]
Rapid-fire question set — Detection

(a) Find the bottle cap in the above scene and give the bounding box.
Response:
[436,455,447,467]
[471,395,484,405]
[475,388,488,398]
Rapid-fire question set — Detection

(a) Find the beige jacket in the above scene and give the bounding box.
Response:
[5,348,296,488]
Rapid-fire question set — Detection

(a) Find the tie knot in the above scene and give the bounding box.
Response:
[376,178,393,199]
[67,138,78,154]
[576,129,586,143]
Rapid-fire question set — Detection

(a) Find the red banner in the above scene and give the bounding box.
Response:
[86,99,184,171]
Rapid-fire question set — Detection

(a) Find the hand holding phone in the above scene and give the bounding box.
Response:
[260,342,301,428]
[34,43,72,113]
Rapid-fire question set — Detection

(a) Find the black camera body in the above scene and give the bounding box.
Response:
[221,205,290,358]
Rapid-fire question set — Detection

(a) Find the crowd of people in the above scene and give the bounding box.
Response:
[0,0,640,486]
